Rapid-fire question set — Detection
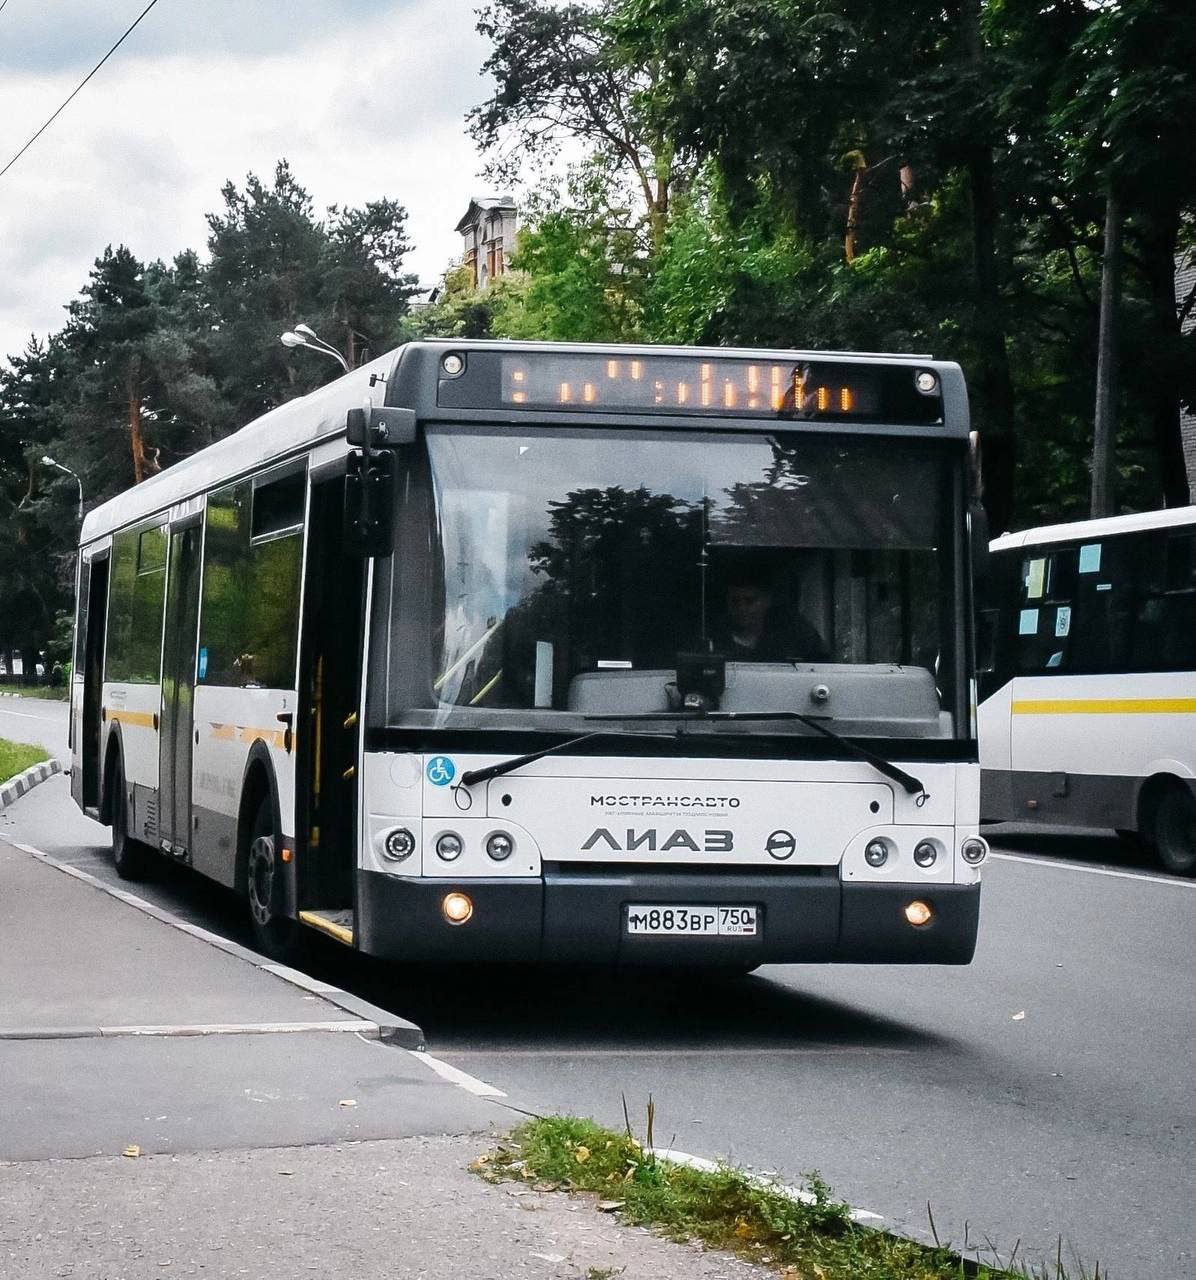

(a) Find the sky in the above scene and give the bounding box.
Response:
[0,0,496,361]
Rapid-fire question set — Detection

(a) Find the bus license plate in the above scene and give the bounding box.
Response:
[625,905,758,937]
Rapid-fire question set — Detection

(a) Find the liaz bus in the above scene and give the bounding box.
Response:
[70,339,989,967]
[978,507,1196,875]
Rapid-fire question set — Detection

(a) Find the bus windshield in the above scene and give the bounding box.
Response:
[374,426,964,740]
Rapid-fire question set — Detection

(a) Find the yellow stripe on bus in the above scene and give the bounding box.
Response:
[106,709,156,728]
[1012,698,1196,715]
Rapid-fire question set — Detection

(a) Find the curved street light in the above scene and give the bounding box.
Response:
[279,323,351,374]
[42,454,83,521]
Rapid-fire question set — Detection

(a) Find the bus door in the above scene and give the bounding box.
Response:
[158,517,203,857]
[72,549,110,817]
[297,472,365,914]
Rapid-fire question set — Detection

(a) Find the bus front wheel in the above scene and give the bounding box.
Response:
[1152,786,1196,877]
[246,796,303,962]
[110,757,150,881]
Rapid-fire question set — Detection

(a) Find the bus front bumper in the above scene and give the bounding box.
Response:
[355,869,980,965]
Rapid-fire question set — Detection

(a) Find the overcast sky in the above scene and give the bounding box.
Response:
[0,0,495,361]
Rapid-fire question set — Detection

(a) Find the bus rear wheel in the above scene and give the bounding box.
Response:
[1152,786,1196,877]
[246,796,303,962]
[110,757,150,881]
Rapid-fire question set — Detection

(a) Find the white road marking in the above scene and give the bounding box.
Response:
[990,850,1196,888]
[442,1047,909,1058]
[650,1148,884,1225]
[0,709,47,719]
[408,1049,508,1098]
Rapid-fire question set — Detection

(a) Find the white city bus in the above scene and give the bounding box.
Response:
[70,340,989,966]
[978,507,1196,874]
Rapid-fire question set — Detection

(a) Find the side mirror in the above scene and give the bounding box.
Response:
[346,405,416,448]
[969,502,991,583]
[343,450,397,557]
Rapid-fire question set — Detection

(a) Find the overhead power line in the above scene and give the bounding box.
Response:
[0,0,162,183]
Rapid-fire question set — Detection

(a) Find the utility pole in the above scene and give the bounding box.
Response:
[1091,187,1121,518]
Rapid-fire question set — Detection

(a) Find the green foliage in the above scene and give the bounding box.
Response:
[478,1114,1093,1279]
[0,739,49,784]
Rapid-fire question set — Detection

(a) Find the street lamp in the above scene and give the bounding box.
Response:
[42,454,83,521]
[279,322,351,374]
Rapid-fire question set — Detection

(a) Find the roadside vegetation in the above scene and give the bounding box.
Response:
[475,1113,1104,1280]
[0,738,49,785]
[0,685,69,701]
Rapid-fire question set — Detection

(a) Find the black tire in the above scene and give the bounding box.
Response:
[246,795,303,962]
[110,756,150,881]
[1152,786,1196,877]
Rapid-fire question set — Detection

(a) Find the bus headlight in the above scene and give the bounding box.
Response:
[913,840,938,868]
[442,892,473,924]
[379,827,415,862]
[961,837,989,865]
[904,900,933,927]
[485,831,515,862]
[435,832,463,862]
[864,839,889,867]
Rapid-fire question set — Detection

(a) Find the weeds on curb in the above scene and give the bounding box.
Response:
[472,1113,1104,1280]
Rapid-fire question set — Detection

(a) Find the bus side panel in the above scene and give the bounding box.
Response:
[191,683,297,889]
[1007,671,1196,828]
[102,680,162,843]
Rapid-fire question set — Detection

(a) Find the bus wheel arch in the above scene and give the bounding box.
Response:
[103,726,150,880]
[1137,774,1196,877]
[237,747,301,959]
[100,724,124,828]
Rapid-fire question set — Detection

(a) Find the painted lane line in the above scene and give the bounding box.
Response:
[650,1148,884,1226]
[443,1047,911,1058]
[990,850,1196,889]
[407,1049,508,1098]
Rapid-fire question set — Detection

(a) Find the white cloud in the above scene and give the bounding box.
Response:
[0,0,496,360]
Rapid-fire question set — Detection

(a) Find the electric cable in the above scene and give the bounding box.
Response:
[0,0,162,182]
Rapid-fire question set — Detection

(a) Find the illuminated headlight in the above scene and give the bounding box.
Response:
[905,900,933,927]
[961,836,989,865]
[913,840,938,868]
[864,839,889,868]
[435,832,463,862]
[442,892,473,924]
[485,831,515,862]
[379,827,415,862]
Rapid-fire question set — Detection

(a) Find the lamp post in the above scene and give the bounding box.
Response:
[42,454,83,521]
[279,322,351,374]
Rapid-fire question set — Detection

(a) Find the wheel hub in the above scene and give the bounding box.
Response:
[248,835,275,927]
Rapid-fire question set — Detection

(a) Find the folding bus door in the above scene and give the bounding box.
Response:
[158,518,203,856]
[72,550,110,816]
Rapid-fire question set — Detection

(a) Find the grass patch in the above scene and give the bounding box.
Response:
[0,738,49,785]
[473,1113,1105,1280]
[0,685,69,701]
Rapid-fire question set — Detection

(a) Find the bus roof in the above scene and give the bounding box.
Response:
[80,339,966,545]
[991,504,1196,552]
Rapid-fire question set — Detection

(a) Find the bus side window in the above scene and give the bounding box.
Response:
[1016,548,1075,673]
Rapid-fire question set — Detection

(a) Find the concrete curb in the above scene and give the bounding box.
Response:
[0,757,61,809]
[6,838,426,1051]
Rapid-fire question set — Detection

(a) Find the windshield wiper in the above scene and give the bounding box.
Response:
[458,729,673,789]
[584,710,926,800]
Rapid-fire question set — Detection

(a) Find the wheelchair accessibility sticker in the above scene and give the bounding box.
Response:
[426,756,456,787]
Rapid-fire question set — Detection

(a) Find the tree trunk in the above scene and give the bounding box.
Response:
[1090,188,1121,518]
[128,369,146,485]
[960,0,1016,534]
[844,153,866,263]
[1138,214,1190,507]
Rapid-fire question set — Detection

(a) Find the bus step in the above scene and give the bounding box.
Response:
[298,909,354,947]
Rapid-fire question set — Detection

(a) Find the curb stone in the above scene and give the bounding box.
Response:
[0,757,61,809]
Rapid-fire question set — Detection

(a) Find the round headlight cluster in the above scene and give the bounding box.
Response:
[864,839,890,868]
[380,827,415,862]
[960,836,989,865]
[913,840,938,868]
[486,831,515,862]
[435,831,463,862]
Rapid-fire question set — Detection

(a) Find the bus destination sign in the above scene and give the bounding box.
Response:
[435,349,944,424]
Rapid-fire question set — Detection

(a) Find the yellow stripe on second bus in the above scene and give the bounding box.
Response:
[1012,698,1196,716]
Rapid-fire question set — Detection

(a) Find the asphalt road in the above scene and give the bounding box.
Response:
[0,693,70,763]
[5,697,1194,1279]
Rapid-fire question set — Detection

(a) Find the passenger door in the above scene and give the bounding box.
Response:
[158,518,203,855]
[71,549,110,815]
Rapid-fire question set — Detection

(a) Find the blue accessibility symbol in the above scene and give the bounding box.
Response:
[426,755,456,787]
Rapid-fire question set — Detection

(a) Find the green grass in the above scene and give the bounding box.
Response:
[473,1114,1105,1280]
[0,685,69,701]
[0,738,49,785]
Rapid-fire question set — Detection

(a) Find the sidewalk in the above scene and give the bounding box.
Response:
[0,836,771,1279]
